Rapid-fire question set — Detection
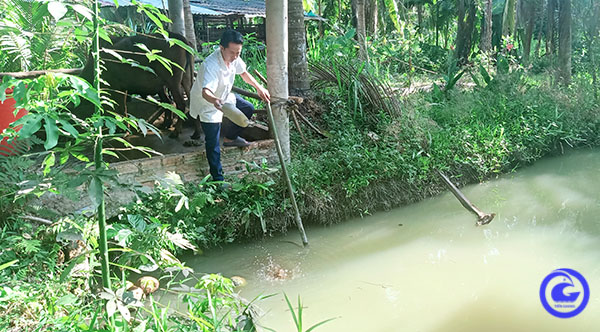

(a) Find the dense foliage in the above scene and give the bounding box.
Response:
[1,0,599,330]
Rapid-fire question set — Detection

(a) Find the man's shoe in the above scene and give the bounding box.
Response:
[219,183,231,192]
[223,137,251,147]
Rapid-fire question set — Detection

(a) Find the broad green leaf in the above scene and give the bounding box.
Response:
[384,0,401,32]
[56,293,78,306]
[70,4,93,21]
[88,176,103,208]
[17,115,42,138]
[137,119,148,136]
[98,27,111,44]
[60,151,69,164]
[43,153,56,176]
[12,81,27,105]
[58,119,79,138]
[115,228,133,247]
[127,214,146,232]
[105,119,117,134]
[147,96,186,119]
[43,117,59,150]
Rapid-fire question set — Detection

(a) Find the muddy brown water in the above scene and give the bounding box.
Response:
[183,149,600,331]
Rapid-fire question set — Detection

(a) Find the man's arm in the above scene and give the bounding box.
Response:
[240,71,271,102]
[202,88,223,110]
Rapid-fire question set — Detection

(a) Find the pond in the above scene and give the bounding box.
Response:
[185,149,600,331]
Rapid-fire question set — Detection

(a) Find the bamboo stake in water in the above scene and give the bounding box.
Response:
[437,170,495,226]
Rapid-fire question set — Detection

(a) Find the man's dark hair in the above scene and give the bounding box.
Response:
[220,30,244,48]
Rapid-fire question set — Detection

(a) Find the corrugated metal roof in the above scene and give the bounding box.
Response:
[100,0,324,19]
[190,0,265,17]
[100,0,226,16]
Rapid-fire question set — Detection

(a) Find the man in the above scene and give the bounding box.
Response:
[189,30,270,182]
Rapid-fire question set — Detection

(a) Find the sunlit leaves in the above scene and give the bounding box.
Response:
[47,1,68,21]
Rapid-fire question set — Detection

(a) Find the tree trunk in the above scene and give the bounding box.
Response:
[318,0,324,37]
[521,0,537,64]
[288,0,311,96]
[535,0,545,58]
[168,0,185,35]
[183,0,197,50]
[435,4,439,46]
[417,4,423,33]
[266,0,291,161]
[546,0,556,54]
[366,0,378,38]
[455,0,477,65]
[482,0,493,53]
[558,0,571,85]
[353,0,369,61]
[590,0,600,92]
[503,0,517,36]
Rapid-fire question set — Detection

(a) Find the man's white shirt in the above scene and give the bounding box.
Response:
[189,48,247,123]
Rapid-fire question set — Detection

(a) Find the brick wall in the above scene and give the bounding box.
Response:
[37,140,278,217]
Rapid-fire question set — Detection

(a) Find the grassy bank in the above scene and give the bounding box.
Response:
[271,70,600,229]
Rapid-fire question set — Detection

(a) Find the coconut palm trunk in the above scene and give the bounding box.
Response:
[288,0,311,96]
[353,0,369,61]
[168,0,185,35]
[266,0,291,161]
[503,0,517,36]
[455,0,476,65]
[183,0,197,50]
[481,0,493,53]
[546,0,557,54]
[558,0,571,85]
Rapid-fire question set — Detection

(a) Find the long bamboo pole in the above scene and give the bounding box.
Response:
[252,70,308,245]
[265,100,309,246]
[92,0,111,290]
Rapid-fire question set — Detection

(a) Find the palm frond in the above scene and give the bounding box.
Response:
[310,60,402,122]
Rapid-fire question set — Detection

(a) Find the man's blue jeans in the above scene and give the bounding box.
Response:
[200,121,223,181]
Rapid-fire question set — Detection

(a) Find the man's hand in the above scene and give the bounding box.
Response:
[213,99,223,111]
[257,86,271,103]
